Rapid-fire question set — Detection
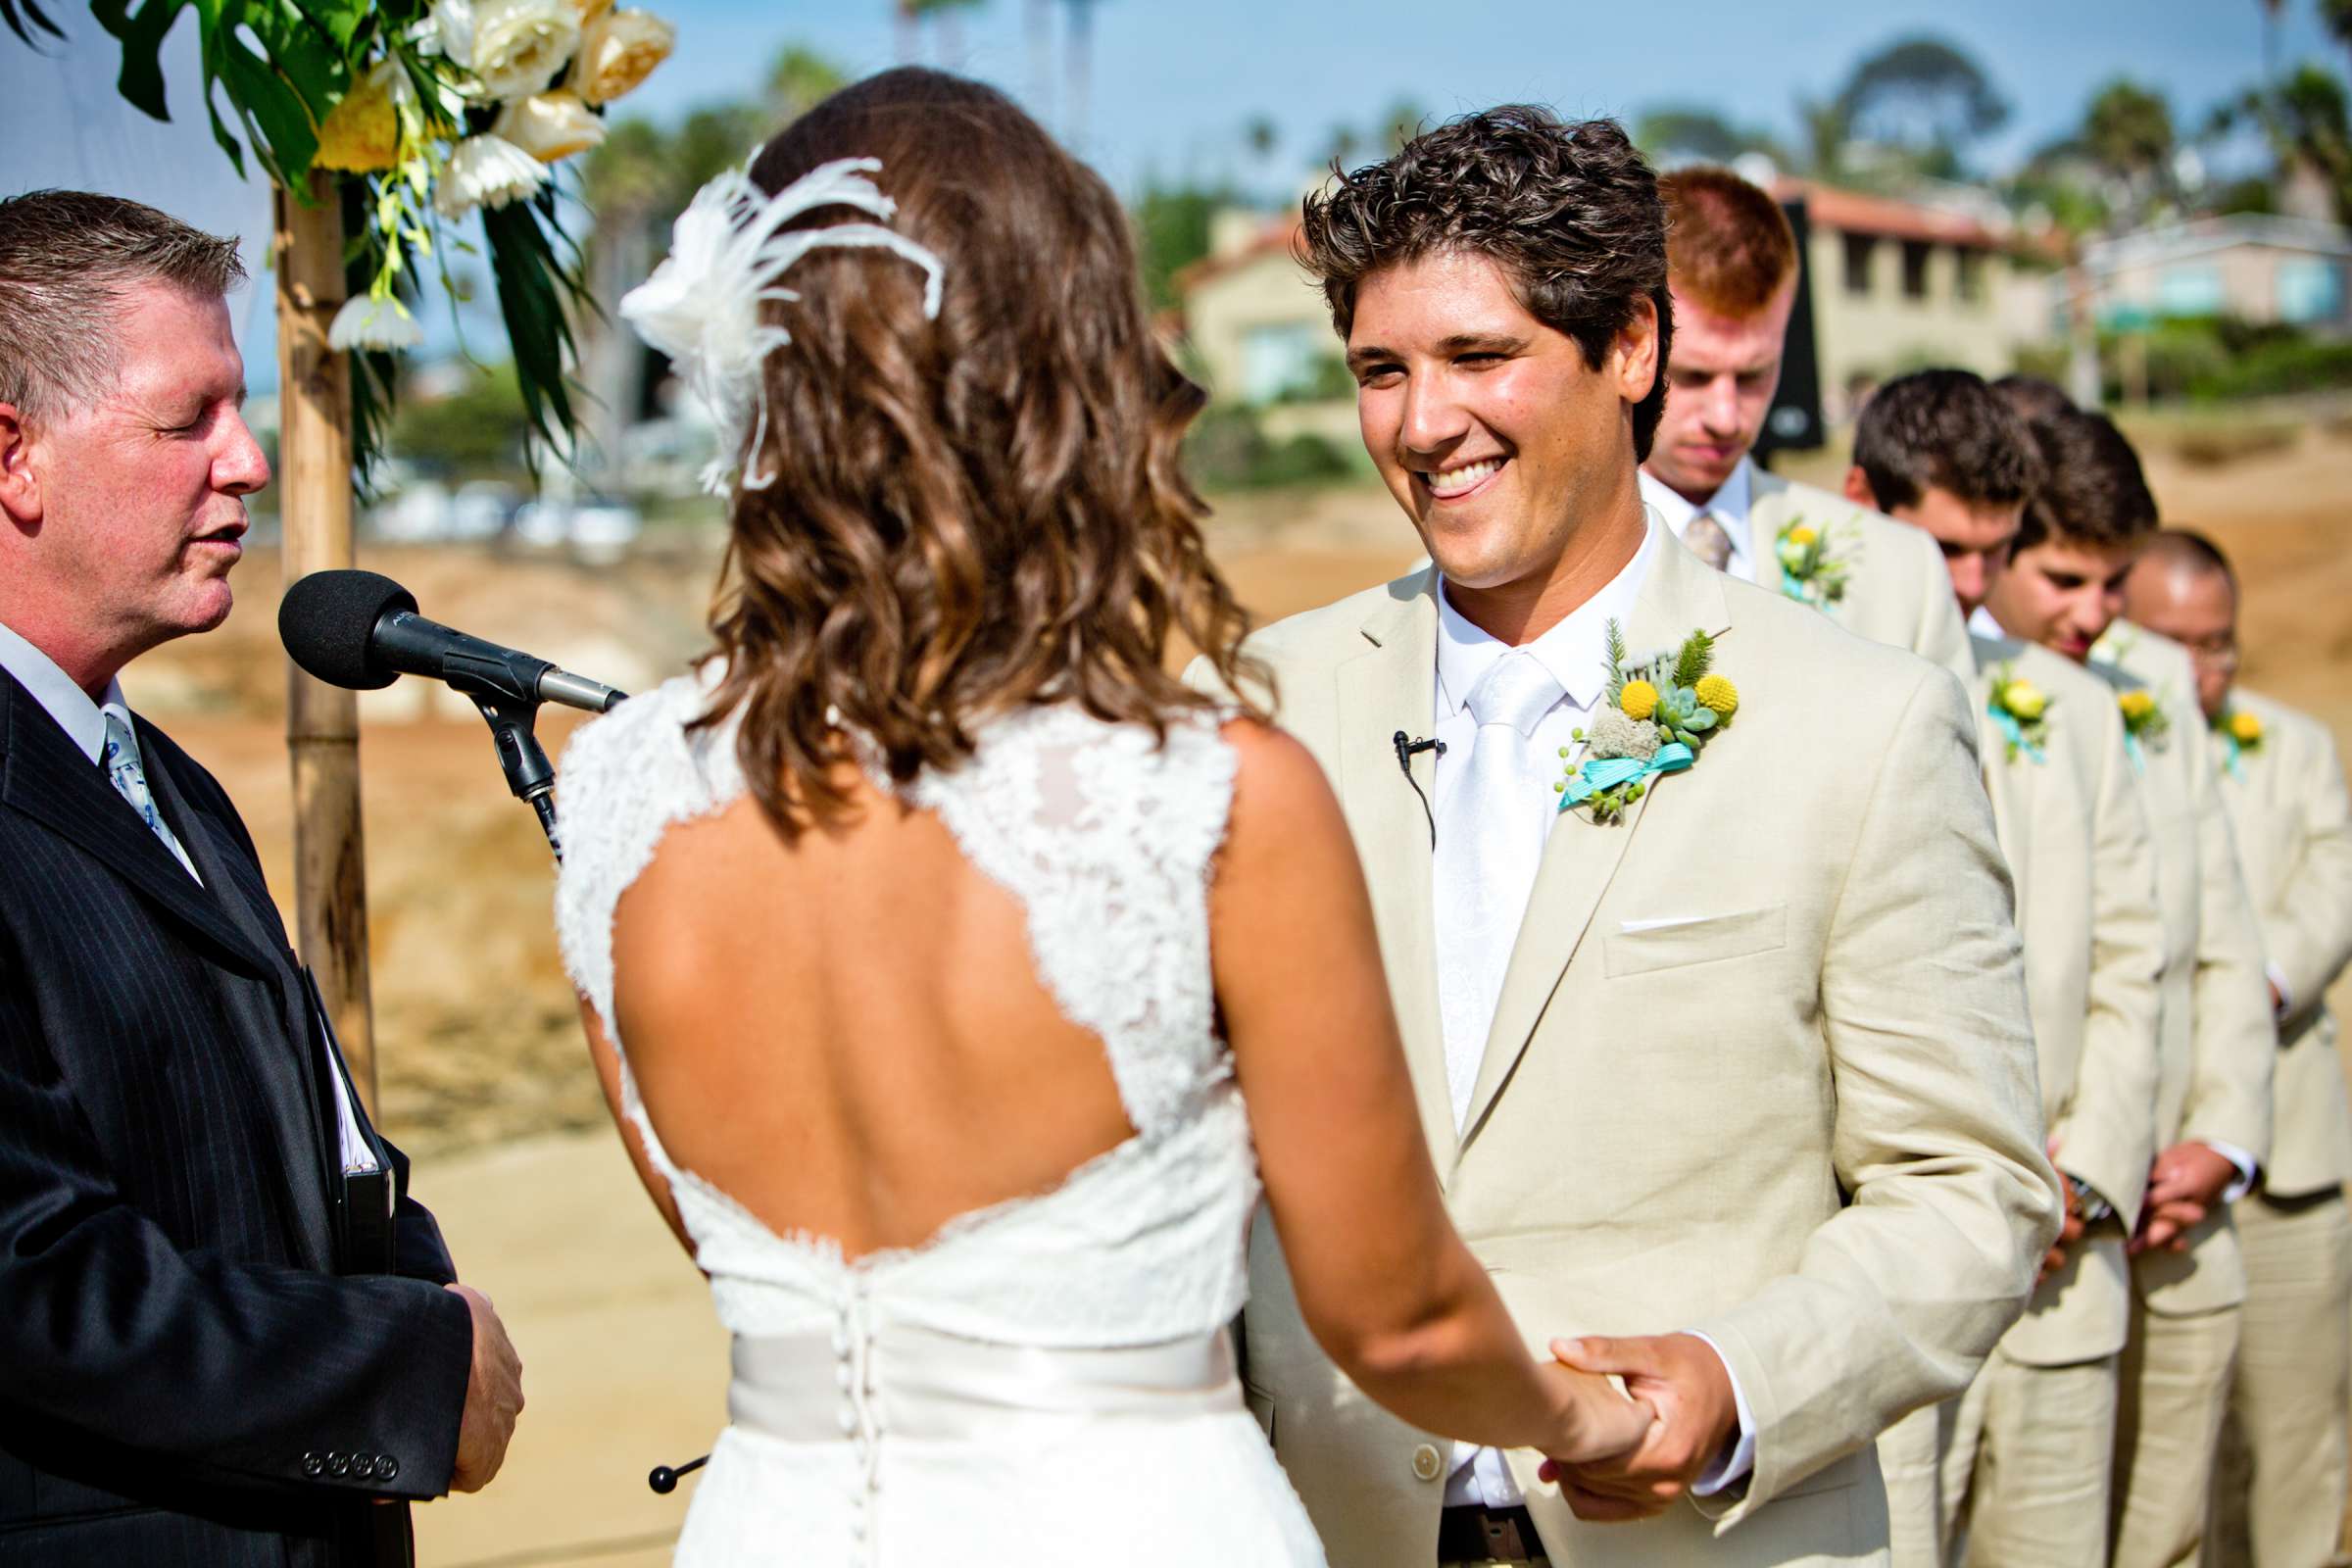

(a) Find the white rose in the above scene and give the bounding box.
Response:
[571,0,612,22]
[491,90,607,163]
[574,8,673,106]
[434,134,551,219]
[419,0,475,64]
[468,0,579,101]
[326,297,425,354]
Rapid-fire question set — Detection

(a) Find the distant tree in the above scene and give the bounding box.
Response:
[1635,105,1780,166]
[769,46,848,123]
[2322,0,2352,63]
[1133,180,1229,314]
[2082,78,2178,205]
[1381,98,1429,154]
[1829,34,2010,179]
[1323,124,1362,172]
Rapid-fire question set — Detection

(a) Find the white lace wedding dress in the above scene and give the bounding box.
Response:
[553,670,1327,1567]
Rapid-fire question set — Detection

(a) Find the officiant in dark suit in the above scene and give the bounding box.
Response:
[0,189,522,1565]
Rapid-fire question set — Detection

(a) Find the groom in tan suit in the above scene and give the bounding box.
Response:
[2126,530,2352,1568]
[1636,168,1969,683]
[1842,370,2165,1566]
[1197,108,2057,1568]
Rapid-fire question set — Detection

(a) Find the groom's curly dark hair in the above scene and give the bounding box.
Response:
[1298,106,1673,460]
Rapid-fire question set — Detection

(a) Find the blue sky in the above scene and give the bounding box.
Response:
[2,0,2341,385]
[631,0,2341,194]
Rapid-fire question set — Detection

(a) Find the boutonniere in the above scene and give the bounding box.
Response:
[2117,687,2172,769]
[1987,665,2052,763]
[2216,706,2264,779]
[1774,517,1853,610]
[1556,621,1738,823]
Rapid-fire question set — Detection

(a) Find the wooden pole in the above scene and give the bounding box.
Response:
[273,172,380,1114]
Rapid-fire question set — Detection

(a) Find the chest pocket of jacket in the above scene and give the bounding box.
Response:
[1603,905,1788,978]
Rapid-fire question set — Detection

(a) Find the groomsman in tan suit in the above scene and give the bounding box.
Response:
[1197,107,2057,1568]
[1843,370,2165,1566]
[2126,529,2352,1568]
[1636,168,1969,682]
[1981,408,2275,1568]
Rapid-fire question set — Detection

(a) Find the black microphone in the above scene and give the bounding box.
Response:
[278,568,628,714]
[1392,730,1444,847]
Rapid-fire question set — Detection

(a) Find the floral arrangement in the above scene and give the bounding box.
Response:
[1774,517,1853,610]
[2215,705,2264,779]
[2117,686,2172,761]
[1557,622,1738,823]
[1985,666,2051,763]
[69,0,675,477]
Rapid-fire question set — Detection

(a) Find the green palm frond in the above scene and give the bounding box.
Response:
[0,0,64,45]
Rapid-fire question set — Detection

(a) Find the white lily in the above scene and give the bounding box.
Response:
[326,297,424,354]
[434,134,550,218]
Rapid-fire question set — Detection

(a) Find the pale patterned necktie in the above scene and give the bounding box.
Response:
[1683,510,1734,573]
[1433,650,1564,1131]
[101,710,201,882]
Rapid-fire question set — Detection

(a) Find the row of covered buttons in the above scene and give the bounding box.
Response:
[301,1450,400,1482]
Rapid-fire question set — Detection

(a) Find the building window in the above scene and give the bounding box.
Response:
[1955,249,1984,304]
[1841,232,1875,296]
[2156,263,2224,318]
[1901,240,1932,301]
[2278,257,2344,324]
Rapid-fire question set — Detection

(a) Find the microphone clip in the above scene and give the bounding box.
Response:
[1392,730,1444,847]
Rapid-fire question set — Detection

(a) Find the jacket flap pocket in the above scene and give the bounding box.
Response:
[1604,905,1788,978]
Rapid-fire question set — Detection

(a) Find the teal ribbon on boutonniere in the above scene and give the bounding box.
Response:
[1989,705,2045,764]
[1560,743,1694,809]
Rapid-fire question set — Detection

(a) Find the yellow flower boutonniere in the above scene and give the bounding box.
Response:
[1987,665,2052,763]
[2118,686,2172,766]
[1557,622,1736,823]
[2216,706,2264,779]
[1774,516,1853,611]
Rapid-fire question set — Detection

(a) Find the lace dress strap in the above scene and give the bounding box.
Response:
[905,706,1238,1140]
[553,669,744,1180]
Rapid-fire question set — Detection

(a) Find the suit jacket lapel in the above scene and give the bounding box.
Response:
[138,730,338,1272]
[0,673,275,979]
[1461,528,1733,1147]
[1744,467,1787,591]
[1334,571,1456,1170]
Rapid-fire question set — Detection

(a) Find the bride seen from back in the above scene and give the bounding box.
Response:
[553,66,1647,1565]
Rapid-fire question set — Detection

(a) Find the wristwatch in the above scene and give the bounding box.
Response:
[2066,1173,2114,1226]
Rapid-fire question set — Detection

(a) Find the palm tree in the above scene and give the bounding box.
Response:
[1059,0,1103,146]
[1026,0,1054,123]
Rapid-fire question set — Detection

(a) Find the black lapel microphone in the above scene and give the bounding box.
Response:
[1393,730,1445,846]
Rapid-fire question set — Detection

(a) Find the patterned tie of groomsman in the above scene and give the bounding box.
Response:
[2126,530,2352,1568]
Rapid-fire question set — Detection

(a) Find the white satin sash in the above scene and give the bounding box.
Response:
[727,1322,1240,1445]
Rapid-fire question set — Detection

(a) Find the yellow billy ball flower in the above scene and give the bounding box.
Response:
[1694,673,1739,715]
[2118,689,2155,723]
[2230,710,2263,744]
[2003,680,2047,721]
[1785,525,1818,547]
[1618,679,1659,721]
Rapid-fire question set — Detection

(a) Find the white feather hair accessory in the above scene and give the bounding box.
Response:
[618,156,947,496]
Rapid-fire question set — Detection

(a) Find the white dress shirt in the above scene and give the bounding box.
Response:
[1429,521,1756,1504]
[0,616,379,1176]
[1640,459,1758,584]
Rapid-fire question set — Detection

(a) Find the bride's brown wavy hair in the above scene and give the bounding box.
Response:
[698,67,1263,837]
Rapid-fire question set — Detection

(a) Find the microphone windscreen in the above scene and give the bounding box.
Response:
[278,569,418,690]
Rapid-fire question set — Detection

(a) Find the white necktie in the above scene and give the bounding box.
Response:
[1684,509,1734,572]
[102,710,201,882]
[1433,650,1563,1131]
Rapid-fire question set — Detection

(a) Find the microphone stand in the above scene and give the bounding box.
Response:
[422,644,570,859]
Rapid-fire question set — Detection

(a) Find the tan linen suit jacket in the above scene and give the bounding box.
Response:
[2214,687,2352,1199]
[1744,472,1973,684]
[1972,636,2165,1366]
[1215,517,2058,1568]
[2089,623,2275,1315]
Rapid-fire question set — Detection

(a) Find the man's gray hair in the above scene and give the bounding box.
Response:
[0,189,247,424]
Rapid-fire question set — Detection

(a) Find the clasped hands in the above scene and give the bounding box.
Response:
[1535,1332,1740,1523]
[2128,1142,2239,1257]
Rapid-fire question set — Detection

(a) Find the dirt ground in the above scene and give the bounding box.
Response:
[122,420,2352,1564]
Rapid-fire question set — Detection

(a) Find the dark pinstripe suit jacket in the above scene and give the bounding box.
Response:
[0,666,475,1566]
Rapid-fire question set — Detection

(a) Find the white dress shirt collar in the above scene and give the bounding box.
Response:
[1639,457,1755,567]
[1968,604,2007,642]
[0,617,127,765]
[1434,515,1658,723]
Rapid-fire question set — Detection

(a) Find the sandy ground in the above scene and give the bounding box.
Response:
[122,423,2352,1563]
